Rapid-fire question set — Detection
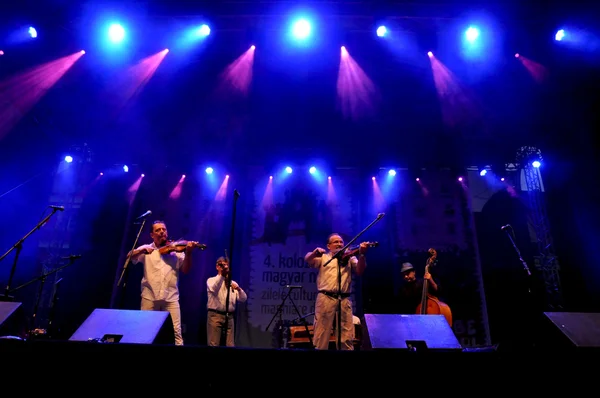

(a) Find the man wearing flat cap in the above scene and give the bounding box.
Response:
[397,262,439,314]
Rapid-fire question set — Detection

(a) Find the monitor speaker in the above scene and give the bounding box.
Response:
[363,314,462,351]
[540,312,600,351]
[69,308,174,344]
[0,302,25,337]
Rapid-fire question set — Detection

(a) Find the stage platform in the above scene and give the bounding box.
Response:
[1,337,597,392]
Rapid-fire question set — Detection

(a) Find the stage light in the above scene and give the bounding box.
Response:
[285,167,292,174]
[123,165,129,172]
[205,167,213,174]
[465,26,479,42]
[28,27,37,38]
[64,155,73,163]
[532,161,541,168]
[555,29,565,41]
[515,53,520,58]
[376,26,387,37]
[269,176,273,180]
[388,169,396,176]
[80,50,86,54]
[197,24,210,37]
[250,45,255,50]
[141,174,145,177]
[108,24,125,43]
[0,50,4,56]
[479,169,487,176]
[458,177,463,182]
[292,19,311,40]
[309,166,316,174]
[427,51,433,57]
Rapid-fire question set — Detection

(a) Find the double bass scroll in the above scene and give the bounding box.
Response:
[415,248,453,327]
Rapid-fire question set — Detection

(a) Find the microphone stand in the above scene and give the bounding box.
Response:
[502,226,536,348]
[47,277,63,339]
[1,206,62,301]
[221,189,240,346]
[9,255,81,336]
[116,217,148,309]
[321,213,385,350]
[502,227,532,280]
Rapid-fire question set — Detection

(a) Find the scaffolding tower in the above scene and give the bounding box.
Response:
[517,146,564,310]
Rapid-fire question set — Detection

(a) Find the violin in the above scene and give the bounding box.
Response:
[415,248,453,327]
[340,241,379,262]
[158,240,207,255]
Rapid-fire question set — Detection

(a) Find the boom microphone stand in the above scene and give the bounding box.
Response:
[1,205,63,301]
[116,213,150,309]
[10,254,81,336]
[322,213,385,350]
[502,223,536,348]
[47,277,63,338]
[501,224,531,280]
[221,189,240,346]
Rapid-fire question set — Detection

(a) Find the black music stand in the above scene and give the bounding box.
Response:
[265,286,312,349]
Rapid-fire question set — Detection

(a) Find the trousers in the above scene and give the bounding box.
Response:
[312,292,354,350]
[141,298,183,346]
[207,310,235,346]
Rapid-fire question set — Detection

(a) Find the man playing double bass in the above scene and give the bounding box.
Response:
[397,262,439,315]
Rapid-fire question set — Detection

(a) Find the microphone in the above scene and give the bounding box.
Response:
[501,224,511,231]
[377,213,385,219]
[49,205,64,211]
[135,210,152,220]
[286,285,302,289]
[62,254,82,260]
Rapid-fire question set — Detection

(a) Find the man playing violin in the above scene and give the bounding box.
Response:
[129,220,202,346]
[304,233,369,350]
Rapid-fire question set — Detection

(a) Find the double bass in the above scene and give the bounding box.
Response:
[415,248,453,327]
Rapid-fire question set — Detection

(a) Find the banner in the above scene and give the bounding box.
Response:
[246,169,359,342]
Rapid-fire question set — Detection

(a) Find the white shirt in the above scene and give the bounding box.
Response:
[206,274,248,312]
[307,252,358,293]
[132,243,185,302]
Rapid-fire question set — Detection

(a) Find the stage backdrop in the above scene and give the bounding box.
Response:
[236,167,363,348]
[235,167,491,348]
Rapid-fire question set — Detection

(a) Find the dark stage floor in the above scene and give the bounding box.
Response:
[1,337,598,392]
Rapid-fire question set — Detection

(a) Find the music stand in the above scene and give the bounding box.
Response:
[266,286,313,349]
